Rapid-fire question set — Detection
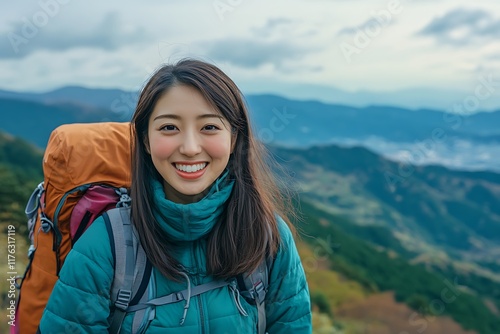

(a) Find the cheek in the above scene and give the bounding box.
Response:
[149,136,176,160]
[204,136,232,159]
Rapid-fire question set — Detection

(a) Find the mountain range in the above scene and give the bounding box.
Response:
[245,81,500,113]
[4,81,500,112]
[1,86,499,172]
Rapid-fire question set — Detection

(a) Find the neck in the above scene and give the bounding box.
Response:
[163,181,211,204]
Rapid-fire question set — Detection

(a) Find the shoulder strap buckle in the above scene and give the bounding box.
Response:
[115,289,132,311]
[253,281,266,304]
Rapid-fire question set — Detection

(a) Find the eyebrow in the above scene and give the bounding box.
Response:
[153,113,223,121]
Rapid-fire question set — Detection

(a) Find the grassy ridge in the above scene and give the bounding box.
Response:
[296,198,500,334]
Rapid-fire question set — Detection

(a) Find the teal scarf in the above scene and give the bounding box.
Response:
[151,171,234,242]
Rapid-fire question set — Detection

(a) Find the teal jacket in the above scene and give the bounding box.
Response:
[39,174,312,333]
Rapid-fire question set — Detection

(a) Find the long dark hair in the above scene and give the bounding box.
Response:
[131,58,294,280]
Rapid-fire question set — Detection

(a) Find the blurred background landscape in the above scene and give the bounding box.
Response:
[1,0,500,333]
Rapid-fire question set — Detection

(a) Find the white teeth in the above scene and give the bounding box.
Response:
[175,163,207,173]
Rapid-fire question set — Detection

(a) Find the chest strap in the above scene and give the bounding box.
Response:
[126,279,231,313]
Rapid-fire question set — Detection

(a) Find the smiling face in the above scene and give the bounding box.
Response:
[146,85,234,203]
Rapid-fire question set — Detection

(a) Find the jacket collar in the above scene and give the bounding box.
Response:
[151,170,234,242]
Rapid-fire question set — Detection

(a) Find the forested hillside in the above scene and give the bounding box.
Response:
[297,199,500,333]
[0,132,43,232]
[271,144,500,260]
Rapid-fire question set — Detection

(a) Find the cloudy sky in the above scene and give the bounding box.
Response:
[1,0,499,101]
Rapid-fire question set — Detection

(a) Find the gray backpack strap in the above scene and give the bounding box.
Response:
[130,235,150,333]
[104,207,150,334]
[106,207,135,334]
[238,256,273,334]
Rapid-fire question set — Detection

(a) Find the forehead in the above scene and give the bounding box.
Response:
[150,85,221,120]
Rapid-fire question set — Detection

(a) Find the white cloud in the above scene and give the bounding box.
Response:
[418,7,500,46]
[1,0,500,99]
[1,11,151,59]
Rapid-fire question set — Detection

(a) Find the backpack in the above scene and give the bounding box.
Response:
[12,122,271,334]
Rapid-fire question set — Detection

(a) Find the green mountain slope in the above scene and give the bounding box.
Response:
[0,132,43,232]
[271,144,500,262]
[297,198,500,334]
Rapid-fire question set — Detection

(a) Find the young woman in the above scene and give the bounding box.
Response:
[39,59,312,333]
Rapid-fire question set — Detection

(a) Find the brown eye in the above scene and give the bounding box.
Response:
[161,124,178,131]
[203,125,220,131]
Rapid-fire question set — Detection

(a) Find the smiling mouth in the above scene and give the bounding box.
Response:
[174,162,208,173]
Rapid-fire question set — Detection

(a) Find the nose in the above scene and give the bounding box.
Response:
[179,131,202,157]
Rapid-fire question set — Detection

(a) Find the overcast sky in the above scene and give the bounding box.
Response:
[1,0,499,98]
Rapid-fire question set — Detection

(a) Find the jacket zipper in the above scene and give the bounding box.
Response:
[184,204,206,334]
[198,294,206,334]
[191,239,206,334]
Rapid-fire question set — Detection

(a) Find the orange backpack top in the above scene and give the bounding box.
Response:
[13,122,132,334]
